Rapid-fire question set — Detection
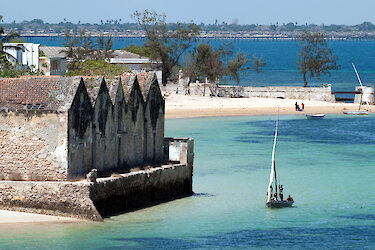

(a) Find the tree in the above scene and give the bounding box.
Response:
[63,29,114,71]
[226,51,250,84]
[181,51,197,82]
[181,42,249,86]
[97,33,114,59]
[0,15,20,72]
[133,10,199,85]
[252,54,267,73]
[297,32,340,87]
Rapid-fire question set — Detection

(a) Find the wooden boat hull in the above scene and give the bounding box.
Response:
[306,114,325,119]
[266,200,294,208]
[342,110,368,115]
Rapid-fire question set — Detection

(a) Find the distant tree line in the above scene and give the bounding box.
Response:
[2,18,375,37]
[0,13,341,86]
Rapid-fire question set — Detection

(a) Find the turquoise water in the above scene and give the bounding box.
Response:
[1,114,374,249]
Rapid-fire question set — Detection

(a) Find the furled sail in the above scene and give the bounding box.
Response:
[267,120,278,203]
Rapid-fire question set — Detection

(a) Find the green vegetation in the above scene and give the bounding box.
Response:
[66,59,126,77]
[123,44,154,58]
[0,15,24,78]
[252,54,267,74]
[2,18,375,38]
[297,32,340,87]
[63,29,116,76]
[226,51,250,84]
[181,42,251,85]
[133,10,200,85]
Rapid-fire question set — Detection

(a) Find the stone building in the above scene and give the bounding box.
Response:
[0,74,194,220]
[0,74,165,181]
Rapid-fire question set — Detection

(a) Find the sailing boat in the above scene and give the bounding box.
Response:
[266,119,294,208]
[342,63,369,115]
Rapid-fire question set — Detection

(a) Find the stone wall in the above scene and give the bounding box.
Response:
[57,76,165,180]
[0,111,68,181]
[209,85,335,102]
[0,138,194,221]
[0,75,165,181]
[0,180,101,221]
[176,83,335,102]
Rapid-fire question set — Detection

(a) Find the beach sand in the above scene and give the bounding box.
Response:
[165,93,374,118]
[0,210,81,224]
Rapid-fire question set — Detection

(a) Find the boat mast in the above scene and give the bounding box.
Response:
[273,120,278,196]
[352,62,370,110]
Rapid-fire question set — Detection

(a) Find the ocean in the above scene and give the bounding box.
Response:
[0,114,374,249]
[23,36,375,93]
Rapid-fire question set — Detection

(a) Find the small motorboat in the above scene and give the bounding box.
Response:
[342,109,368,115]
[306,114,325,119]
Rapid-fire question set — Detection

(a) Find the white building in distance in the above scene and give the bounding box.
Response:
[3,43,40,71]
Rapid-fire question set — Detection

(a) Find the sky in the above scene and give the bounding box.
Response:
[1,0,375,25]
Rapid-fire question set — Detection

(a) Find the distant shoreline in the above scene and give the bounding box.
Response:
[17,34,375,40]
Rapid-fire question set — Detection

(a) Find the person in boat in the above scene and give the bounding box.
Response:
[286,195,294,202]
[273,192,278,200]
[267,186,273,197]
[279,185,283,200]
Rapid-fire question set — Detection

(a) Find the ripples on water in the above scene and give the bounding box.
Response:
[1,115,374,249]
[238,116,375,145]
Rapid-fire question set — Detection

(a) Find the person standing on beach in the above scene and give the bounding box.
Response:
[295,102,299,111]
[302,103,305,110]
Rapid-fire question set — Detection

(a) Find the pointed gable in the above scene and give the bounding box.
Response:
[127,76,144,124]
[68,78,93,138]
[93,78,113,136]
[146,77,165,129]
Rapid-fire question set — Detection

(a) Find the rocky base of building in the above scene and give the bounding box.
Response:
[0,163,192,221]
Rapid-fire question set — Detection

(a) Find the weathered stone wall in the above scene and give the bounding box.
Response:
[0,164,192,221]
[91,163,192,218]
[92,80,117,175]
[209,85,335,102]
[68,79,94,179]
[144,79,165,164]
[0,75,166,181]
[177,83,335,102]
[0,180,101,221]
[0,111,68,181]
[0,137,194,221]
[67,76,165,179]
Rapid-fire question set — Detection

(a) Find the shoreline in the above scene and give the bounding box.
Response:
[1,95,373,224]
[0,210,82,224]
[164,94,374,118]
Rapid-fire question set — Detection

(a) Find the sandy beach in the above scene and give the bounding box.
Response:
[165,93,374,118]
[0,210,81,224]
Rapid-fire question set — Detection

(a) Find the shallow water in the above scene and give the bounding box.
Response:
[0,114,374,249]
